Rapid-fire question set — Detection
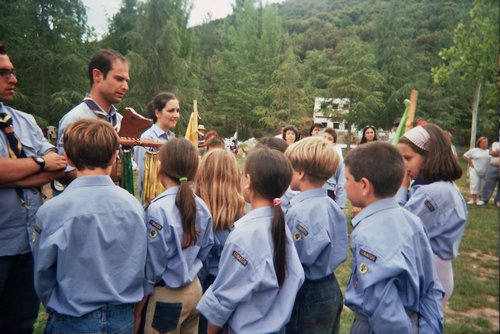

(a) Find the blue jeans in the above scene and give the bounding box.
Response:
[0,252,40,334]
[481,164,499,203]
[286,273,343,334]
[45,304,134,334]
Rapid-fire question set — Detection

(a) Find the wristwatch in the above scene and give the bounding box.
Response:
[32,156,45,171]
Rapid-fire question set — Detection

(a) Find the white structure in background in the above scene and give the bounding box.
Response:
[313,97,351,130]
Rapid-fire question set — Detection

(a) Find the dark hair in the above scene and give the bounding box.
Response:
[344,142,404,197]
[309,123,324,136]
[159,138,200,248]
[256,137,289,153]
[360,125,378,144]
[244,148,292,286]
[206,136,225,150]
[63,119,119,171]
[282,125,300,142]
[88,49,127,87]
[399,124,462,182]
[324,127,337,143]
[147,92,177,123]
[0,43,6,55]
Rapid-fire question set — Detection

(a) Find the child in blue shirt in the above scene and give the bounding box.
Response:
[197,147,305,333]
[32,119,147,333]
[137,138,214,334]
[284,136,348,333]
[344,142,444,333]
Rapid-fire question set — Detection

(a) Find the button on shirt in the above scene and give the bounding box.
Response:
[32,175,147,317]
[345,198,444,334]
[197,207,305,333]
[396,181,468,260]
[133,124,174,202]
[0,103,55,256]
[286,188,348,280]
[144,186,214,294]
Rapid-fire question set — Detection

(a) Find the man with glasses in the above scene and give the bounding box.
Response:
[0,43,67,333]
[56,49,129,187]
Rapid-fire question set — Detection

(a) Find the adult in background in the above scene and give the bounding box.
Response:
[0,43,67,333]
[56,49,129,186]
[134,92,179,204]
[359,125,378,145]
[323,127,346,208]
[309,123,324,137]
[463,136,490,205]
[283,124,300,145]
[479,140,499,207]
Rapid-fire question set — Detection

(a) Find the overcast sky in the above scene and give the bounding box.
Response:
[82,0,286,36]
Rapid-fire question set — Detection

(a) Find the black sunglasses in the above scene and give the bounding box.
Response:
[0,68,16,79]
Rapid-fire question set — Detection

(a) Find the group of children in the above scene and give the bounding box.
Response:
[31,118,467,333]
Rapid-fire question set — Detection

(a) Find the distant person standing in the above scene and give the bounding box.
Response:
[57,49,129,186]
[282,125,300,145]
[0,43,67,334]
[463,136,490,205]
[480,140,499,207]
[359,125,378,144]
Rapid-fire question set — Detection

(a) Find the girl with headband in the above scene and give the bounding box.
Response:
[397,124,467,308]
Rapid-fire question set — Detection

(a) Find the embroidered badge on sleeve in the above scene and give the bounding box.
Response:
[232,251,248,266]
[424,200,436,212]
[359,249,377,262]
[149,220,163,230]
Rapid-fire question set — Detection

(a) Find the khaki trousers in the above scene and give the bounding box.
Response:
[144,277,202,334]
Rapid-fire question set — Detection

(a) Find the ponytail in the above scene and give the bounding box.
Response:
[272,201,287,287]
[176,178,198,249]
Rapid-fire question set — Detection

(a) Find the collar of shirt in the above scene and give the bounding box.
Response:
[84,94,118,120]
[64,175,116,191]
[151,123,174,140]
[289,187,328,206]
[233,206,273,230]
[351,197,399,229]
[151,185,179,203]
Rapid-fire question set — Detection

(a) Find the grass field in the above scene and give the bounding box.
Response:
[34,149,499,333]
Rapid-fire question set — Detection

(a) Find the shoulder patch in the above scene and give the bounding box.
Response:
[359,249,377,262]
[149,220,163,230]
[232,251,248,266]
[359,263,368,274]
[424,200,436,212]
[33,224,42,234]
[149,229,158,238]
[296,224,309,236]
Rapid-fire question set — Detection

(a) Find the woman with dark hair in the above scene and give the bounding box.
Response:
[282,125,300,145]
[309,123,324,137]
[359,125,378,144]
[134,92,179,204]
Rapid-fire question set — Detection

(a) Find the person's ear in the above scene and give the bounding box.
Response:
[92,68,103,84]
[64,152,75,168]
[360,177,372,197]
[108,150,119,167]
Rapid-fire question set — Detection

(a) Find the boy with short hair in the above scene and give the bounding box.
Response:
[343,142,444,333]
[284,136,348,333]
[32,119,147,332]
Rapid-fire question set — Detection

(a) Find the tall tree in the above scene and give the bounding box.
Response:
[432,0,498,148]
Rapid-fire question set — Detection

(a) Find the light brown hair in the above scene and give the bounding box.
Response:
[285,136,339,183]
[195,149,245,231]
[63,119,119,171]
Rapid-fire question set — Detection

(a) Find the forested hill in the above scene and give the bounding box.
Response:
[1,0,497,143]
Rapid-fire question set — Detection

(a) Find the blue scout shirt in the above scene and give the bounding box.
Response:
[286,188,347,280]
[32,175,147,317]
[200,228,230,281]
[396,181,468,260]
[57,96,122,172]
[144,186,214,294]
[197,207,305,333]
[323,161,347,208]
[280,187,299,214]
[0,103,55,256]
[133,124,174,202]
[345,198,444,334]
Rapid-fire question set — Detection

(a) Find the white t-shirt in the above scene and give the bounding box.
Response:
[463,147,490,176]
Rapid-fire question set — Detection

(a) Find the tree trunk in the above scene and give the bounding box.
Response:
[469,80,482,149]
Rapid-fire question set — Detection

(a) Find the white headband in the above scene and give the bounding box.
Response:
[403,126,430,151]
